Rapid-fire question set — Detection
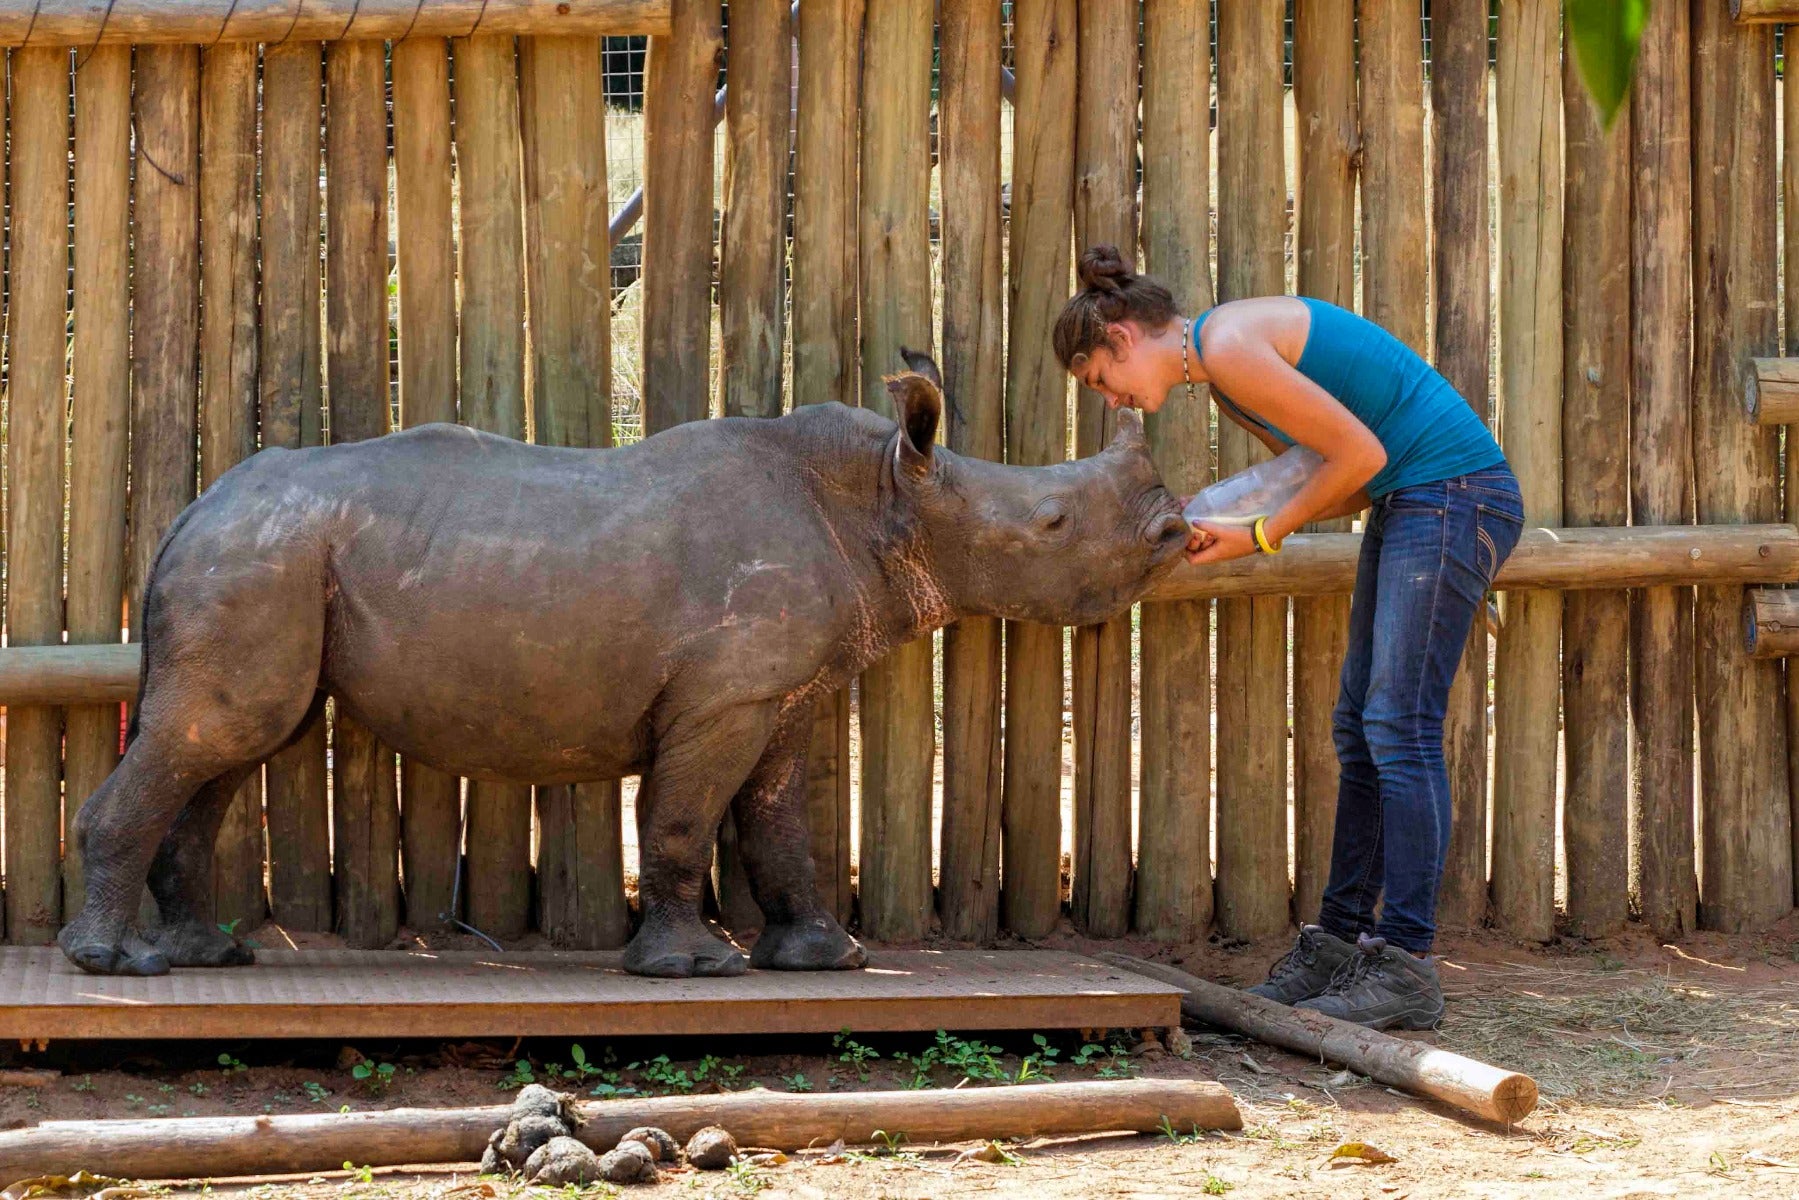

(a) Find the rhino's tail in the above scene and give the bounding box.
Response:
[124,500,204,748]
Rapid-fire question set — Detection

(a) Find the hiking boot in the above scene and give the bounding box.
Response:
[1296,934,1445,1031]
[1246,925,1359,1005]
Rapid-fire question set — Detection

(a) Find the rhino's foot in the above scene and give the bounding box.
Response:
[142,920,257,968]
[750,914,867,971]
[58,923,170,977]
[622,919,747,978]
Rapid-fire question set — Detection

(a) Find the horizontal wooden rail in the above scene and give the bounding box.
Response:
[0,1,670,46]
[1744,587,1799,658]
[1732,0,1799,22]
[1746,357,1799,423]
[1147,523,1799,602]
[1,525,1793,708]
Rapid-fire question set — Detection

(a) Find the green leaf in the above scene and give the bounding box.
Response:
[1565,0,1650,129]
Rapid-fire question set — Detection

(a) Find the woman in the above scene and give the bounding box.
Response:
[1055,246,1522,1031]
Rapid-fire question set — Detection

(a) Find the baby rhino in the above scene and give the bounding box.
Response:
[60,350,1189,979]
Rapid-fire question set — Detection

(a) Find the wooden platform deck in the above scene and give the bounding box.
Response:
[0,948,1183,1041]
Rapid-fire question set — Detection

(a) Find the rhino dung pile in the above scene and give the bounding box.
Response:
[480,1086,742,1185]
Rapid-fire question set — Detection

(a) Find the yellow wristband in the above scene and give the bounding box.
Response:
[1253,516,1280,555]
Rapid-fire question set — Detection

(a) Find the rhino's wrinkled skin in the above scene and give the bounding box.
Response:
[59,352,1189,979]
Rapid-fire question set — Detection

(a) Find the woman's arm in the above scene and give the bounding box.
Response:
[1199,322,1385,546]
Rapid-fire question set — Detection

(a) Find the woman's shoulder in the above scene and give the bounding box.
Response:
[1198,296,1314,364]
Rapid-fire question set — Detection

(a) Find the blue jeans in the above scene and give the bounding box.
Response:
[1316,467,1524,953]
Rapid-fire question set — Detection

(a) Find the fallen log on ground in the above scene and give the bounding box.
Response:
[0,1078,1240,1182]
[1097,953,1537,1124]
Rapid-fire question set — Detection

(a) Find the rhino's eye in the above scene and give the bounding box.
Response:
[1044,513,1066,532]
[1033,499,1072,536]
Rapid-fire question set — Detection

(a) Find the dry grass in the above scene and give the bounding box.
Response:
[1439,962,1799,1104]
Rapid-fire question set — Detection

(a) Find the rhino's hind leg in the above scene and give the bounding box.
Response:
[735,708,866,972]
[58,738,214,977]
[623,703,779,979]
[141,766,261,967]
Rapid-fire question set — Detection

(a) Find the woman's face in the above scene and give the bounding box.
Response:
[1069,322,1169,414]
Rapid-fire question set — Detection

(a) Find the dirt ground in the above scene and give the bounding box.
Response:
[4,917,1799,1199]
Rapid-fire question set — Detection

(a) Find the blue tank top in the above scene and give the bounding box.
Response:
[1196,297,1505,499]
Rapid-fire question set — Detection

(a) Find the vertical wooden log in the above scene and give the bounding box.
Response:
[1001,0,1076,938]
[1690,7,1792,930]
[128,46,200,725]
[64,44,133,917]
[1784,19,1799,912]
[643,0,721,433]
[857,0,935,941]
[1136,1,1213,941]
[390,35,464,934]
[1213,0,1290,943]
[1068,0,1137,940]
[792,0,861,925]
[936,0,1005,943]
[453,33,534,942]
[714,0,793,939]
[260,42,331,933]
[325,38,400,949]
[1291,0,1356,927]
[1491,0,1563,943]
[4,46,70,944]
[198,40,266,930]
[520,35,630,949]
[1359,1,1428,350]
[1429,0,1494,931]
[1630,0,1697,938]
[721,0,789,422]
[1560,32,1632,937]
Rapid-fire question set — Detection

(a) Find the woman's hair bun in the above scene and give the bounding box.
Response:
[1077,244,1132,294]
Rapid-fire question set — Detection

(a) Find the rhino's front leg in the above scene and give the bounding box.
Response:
[734,706,866,972]
[624,702,777,978]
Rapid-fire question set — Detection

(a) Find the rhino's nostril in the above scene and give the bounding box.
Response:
[1148,512,1189,548]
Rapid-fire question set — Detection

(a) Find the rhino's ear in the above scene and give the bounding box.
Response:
[884,372,941,475]
[1106,405,1149,452]
[898,345,944,391]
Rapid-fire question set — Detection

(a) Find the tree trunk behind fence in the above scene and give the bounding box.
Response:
[325,39,401,949]
[1213,0,1290,943]
[1560,43,1632,938]
[1629,0,1698,939]
[199,41,268,932]
[260,42,331,934]
[1430,0,1494,932]
[1070,0,1137,941]
[455,33,535,943]
[1136,1,1213,942]
[522,34,633,950]
[1689,7,1793,932]
[791,0,861,927]
[4,46,71,945]
[1492,0,1563,944]
[64,44,133,920]
[937,0,1006,944]
[1291,0,1356,929]
[856,0,935,941]
[1002,0,1076,939]
[716,0,793,940]
[391,35,465,936]
[644,0,721,434]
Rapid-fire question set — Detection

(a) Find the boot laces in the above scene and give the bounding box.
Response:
[1265,932,1320,984]
[1324,943,1389,996]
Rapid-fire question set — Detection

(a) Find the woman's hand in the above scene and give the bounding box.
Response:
[1185,520,1257,565]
